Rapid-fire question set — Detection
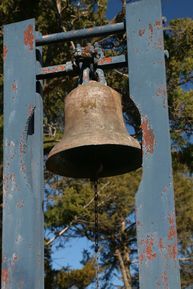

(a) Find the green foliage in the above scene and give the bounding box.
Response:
[56,259,96,289]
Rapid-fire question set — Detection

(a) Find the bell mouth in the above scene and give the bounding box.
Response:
[46,144,142,179]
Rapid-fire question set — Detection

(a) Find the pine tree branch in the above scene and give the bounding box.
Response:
[114,69,128,78]
[46,181,110,245]
[55,0,76,50]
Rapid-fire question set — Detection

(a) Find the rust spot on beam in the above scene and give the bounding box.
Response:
[98,57,112,65]
[162,271,169,289]
[144,238,157,260]
[141,117,155,154]
[138,28,145,36]
[2,268,9,285]
[24,25,34,50]
[140,236,157,262]
[158,238,164,252]
[42,64,66,74]
[3,45,8,61]
[16,200,24,208]
[167,243,177,260]
[168,213,177,240]
[11,81,17,92]
[163,185,168,193]
[148,23,154,41]
[155,20,162,28]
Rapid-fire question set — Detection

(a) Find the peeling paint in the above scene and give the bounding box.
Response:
[140,236,157,262]
[3,45,8,61]
[155,37,163,50]
[11,81,17,92]
[141,117,155,154]
[24,24,34,50]
[162,185,168,193]
[16,200,24,208]
[28,104,34,117]
[98,57,112,65]
[139,253,145,264]
[3,173,16,196]
[155,20,162,28]
[19,136,27,156]
[42,64,66,74]
[149,23,154,40]
[158,238,164,252]
[16,234,23,244]
[168,213,177,240]
[162,271,169,289]
[138,28,145,36]
[156,85,167,97]
[20,162,27,174]
[2,268,9,285]
[167,244,177,260]
[11,253,18,266]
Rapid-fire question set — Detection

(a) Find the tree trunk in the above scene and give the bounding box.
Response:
[115,248,132,289]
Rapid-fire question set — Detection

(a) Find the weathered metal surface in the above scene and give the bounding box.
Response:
[126,0,181,288]
[36,22,125,46]
[46,81,142,178]
[37,55,127,80]
[2,19,44,289]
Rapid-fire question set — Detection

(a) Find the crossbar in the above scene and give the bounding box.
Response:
[36,22,125,46]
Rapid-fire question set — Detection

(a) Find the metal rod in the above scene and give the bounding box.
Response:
[36,22,125,46]
[36,55,127,80]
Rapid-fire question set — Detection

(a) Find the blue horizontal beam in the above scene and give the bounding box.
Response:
[36,22,125,46]
[36,55,127,79]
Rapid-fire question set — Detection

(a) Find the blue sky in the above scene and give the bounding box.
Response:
[51,0,193,273]
[106,0,193,20]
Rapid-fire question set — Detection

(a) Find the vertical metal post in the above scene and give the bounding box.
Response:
[2,19,44,289]
[126,0,181,289]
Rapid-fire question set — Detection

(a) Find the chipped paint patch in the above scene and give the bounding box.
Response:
[98,57,112,65]
[141,117,155,154]
[11,253,18,266]
[42,64,66,74]
[20,162,27,174]
[163,185,168,193]
[140,236,157,262]
[148,23,154,40]
[156,85,167,97]
[167,244,177,260]
[24,24,34,50]
[16,234,23,244]
[16,200,24,208]
[3,46,8,61]
[138,28,145,36]
[3,173,16,196]
[155,20,162,28]
[168,213,177,240]
[158,238,164,252]
[9,110,16,124]
[162,271,169,289]
[11,81,17,92]
[2,268,9,285]
[28,104,34,117]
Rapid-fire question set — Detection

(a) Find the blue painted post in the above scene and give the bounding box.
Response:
[126,0,181,288]
[2,19,44,289]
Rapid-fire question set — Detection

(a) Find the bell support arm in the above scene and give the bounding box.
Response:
[36,55,127,80]
[2,19,44,289]
[36,22,125,46]
[126,0,181,289]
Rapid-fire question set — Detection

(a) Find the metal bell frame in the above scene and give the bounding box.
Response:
[2,0,181,289]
